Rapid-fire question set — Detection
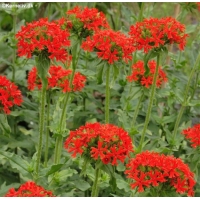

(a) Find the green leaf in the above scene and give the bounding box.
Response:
[0,57,12,66]
[162,114,177,124]
[97,64,104,84]
[101,164,116,192]
[116,162,125,172]
[46,164,63,176]
[110,64,119,88]
[73,180,91,191]
[58,168,77,182]
[116,178,130,192]
[18,126,33,135]
[109,175,117,192]
[0,114,11,135]
[9,110,23,117]
[0,150,29,174]
[117,109,130,130]
[188,100,200,106]
[186,25,196,34]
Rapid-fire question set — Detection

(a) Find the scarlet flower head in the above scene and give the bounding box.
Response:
[127,60,167,88]
[16,18,71,62]
[27,66,86,93]
[64,122,134,166]
[66,6,110,37]
[182,124,200,148]
[4,181,55,197]
[0,76,23,114]
[81,29,135,64]
[129,17,188,53]
[125,151,196,196]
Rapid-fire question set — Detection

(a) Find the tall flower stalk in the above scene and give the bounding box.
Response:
[172,52,200,147]
[105,65,111,123]
[16,18,71,178]
[138,54,160,152]
[44,91,51,167]
[54,71,74,164]
[35,80,47,178]
[35,54,50,179]
[54,47,81,165]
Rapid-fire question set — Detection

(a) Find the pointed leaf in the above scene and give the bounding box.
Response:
[0,150,29,174]
[0,114,11,135]
[73,180,91,191]
[46,164,63,176]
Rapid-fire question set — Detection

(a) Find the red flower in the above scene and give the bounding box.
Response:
[81,29,135,64]
[91,141,108,160]
[127,60,167,88]
[0,76,23,114]
[16,18,71,62]
[27,66,86,92]
[125,151,196,196]
[4,181,54,197]
[130,172,151,192]
[27,67,42,91]
[64,122,134,166]
[182,124,200,148]
[67,6,110,33]
[129,17,188,53]
[102,155,111,165]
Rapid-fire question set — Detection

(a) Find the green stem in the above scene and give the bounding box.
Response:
[35,83,47,179]
[132,91,144,127]
[54,48,81,164]
[91,167,101,197]
[172,53,200,141]
[12,11,19,180]
[138,2,145,22]
[54,83,71,164]
[12,14,17,82]
[105,65,111,124]
[44,91,50,167]
[138,54,160,153]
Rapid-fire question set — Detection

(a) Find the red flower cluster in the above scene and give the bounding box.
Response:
[0,76,23,114]
[16,18,71,62]
[28,66,86,92]
[4,181,54,197]
[64,122,134,165]
[67,6,110,32]
[81,29,135,64]
[127,60,167,88]
[125,151,196,196]
[182,124,200,148]
[129,17,188,53]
